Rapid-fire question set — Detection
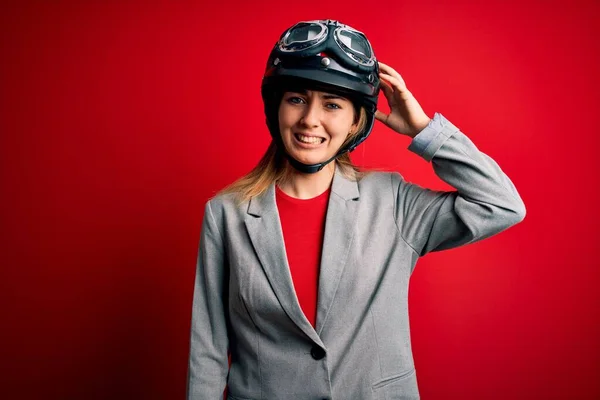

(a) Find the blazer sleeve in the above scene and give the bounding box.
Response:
[186,200,229,399]
[393,112,526,257]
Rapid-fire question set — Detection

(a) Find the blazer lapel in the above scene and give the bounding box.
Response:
[244,183,324,347]
[315,166,360,335]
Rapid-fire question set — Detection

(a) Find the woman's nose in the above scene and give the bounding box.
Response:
[299,101,322,127]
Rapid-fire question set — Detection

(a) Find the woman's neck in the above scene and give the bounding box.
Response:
[277,162,335,199]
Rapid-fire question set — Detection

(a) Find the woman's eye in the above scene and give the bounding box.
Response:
[326,103,341,109]
[288,97,305,104]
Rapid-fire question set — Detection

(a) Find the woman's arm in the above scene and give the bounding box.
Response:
[186,200,229,399]
[375,61,525,257]
[393,112,526,257]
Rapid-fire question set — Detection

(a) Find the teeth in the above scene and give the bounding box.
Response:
[297,134,323,144]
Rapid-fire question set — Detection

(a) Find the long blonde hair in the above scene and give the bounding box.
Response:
[217,107,369,204]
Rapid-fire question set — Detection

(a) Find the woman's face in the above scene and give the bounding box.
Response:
[278,89,358,167]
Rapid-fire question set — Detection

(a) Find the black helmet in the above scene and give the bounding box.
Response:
[261,19,380,174]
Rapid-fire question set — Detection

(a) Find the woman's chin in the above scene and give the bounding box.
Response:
[288,150,333,166]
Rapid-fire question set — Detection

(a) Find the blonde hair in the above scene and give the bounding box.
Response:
[217,107,369,204]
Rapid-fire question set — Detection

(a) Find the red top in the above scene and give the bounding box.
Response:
[275,185,331,328]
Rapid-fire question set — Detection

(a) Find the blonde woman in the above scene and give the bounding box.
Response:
[187,19,526,400]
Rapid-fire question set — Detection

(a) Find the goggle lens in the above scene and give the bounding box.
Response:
[281,23,326,51]
[337,29,372,59]
[287,24,323,42]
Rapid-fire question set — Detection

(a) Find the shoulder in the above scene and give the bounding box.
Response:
[203,191,247,223]
[347,170,405,205]
[357,169,405,190]
[207,191,239,208]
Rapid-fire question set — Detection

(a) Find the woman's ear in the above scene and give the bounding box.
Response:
[353,104,361,124]
[351,110,360,134]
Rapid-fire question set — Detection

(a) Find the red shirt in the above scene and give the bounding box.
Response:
[275,185,331,328]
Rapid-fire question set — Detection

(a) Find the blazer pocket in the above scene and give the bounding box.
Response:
[372,368,415,391]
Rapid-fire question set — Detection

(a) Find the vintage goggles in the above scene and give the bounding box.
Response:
[277,20,376,71]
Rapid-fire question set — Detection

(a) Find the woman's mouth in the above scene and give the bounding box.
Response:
[294,134,325,145]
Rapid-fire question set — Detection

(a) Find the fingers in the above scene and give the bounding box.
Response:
[378,62,406,87]
[380,72,407,92]
[379,79,395,105]
[374,109,388,123]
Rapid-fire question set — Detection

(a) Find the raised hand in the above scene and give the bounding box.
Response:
[375,62,431,138]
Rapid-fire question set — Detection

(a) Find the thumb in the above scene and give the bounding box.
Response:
[375,110,388,123]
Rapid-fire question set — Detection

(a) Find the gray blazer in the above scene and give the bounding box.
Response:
[186,113,526,400]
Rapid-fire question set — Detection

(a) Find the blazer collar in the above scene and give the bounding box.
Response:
[244,163,360,343]
[246,164,359,217]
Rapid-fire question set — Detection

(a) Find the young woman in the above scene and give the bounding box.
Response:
[186,20,526,400]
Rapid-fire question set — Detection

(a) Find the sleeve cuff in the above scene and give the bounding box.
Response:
[407,112,460,162]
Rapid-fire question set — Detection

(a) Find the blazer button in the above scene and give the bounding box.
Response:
[310,346,326,360]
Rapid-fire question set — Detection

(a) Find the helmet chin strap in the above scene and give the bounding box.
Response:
[283,151,340,174]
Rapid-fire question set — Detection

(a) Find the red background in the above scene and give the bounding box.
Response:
[2,1,599,399]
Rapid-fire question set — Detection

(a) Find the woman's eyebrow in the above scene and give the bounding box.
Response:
[286,90,346,101]
[322,94,346,100]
